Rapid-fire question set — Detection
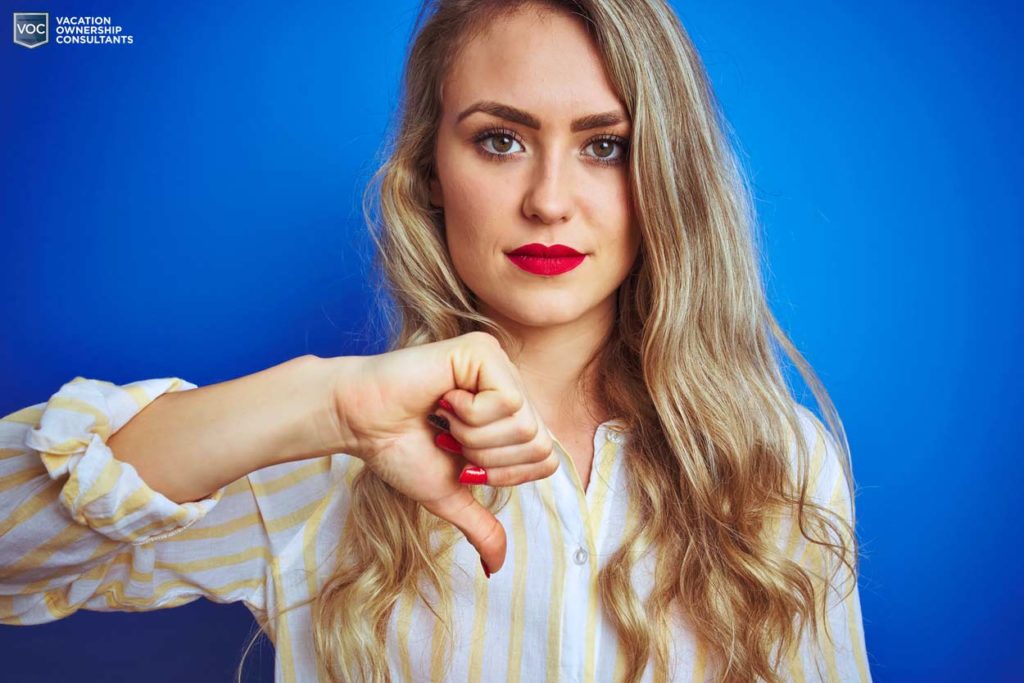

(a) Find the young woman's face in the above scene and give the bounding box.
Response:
[430,6,639,332]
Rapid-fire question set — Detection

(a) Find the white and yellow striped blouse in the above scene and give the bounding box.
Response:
[0,375,872,682]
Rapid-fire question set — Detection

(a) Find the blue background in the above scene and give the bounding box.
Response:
[2,1,1021,681]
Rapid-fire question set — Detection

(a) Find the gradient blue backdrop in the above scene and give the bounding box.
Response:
[2,1,1021,681]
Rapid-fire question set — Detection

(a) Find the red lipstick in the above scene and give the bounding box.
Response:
[505,243,586,276]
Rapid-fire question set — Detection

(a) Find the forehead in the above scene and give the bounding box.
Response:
[443,7,623,120]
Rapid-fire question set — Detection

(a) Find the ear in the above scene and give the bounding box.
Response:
[429,176,444,209]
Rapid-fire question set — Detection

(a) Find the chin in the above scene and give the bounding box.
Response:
[493,298,588,329]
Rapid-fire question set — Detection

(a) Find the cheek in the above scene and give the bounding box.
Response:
[436,156,510,286]
[588,174,634,250]
[598,172,631,223]
[438,163,520,273]
[443,162,515,228]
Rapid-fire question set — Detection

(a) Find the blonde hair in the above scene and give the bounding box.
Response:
[240,1,862,681]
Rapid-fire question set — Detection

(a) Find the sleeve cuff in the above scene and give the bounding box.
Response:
[23,376,225,545]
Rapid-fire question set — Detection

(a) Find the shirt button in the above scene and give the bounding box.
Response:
[573,547,589,565]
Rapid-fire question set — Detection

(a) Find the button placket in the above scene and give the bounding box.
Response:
[549,436,595,683]
[580,425,626,557]
[547,420,629,683]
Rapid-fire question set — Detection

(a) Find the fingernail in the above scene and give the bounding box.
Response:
[437,398,454,412]
[480,557,491,579]
[459,466,487,485]
[435,432,463,454]
[426,413,450,431]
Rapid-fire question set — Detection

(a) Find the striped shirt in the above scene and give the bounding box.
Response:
[0,375,872,682]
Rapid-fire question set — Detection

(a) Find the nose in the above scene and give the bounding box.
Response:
[521,152,575,225]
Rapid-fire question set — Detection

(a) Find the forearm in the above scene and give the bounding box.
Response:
[107,354,356,504]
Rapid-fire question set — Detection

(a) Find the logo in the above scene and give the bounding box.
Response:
[13,12,48,48]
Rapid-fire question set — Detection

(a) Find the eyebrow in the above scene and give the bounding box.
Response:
[455,100,629,132]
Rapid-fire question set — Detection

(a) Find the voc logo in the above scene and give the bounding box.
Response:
[13,12,48,48]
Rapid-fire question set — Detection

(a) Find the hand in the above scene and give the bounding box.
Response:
[330,331,557,575]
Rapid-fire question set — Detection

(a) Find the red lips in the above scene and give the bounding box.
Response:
[507,243,583,257]
[505,243,586,276]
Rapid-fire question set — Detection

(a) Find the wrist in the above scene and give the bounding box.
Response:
[312,353,366,460]
[258,354,361,468]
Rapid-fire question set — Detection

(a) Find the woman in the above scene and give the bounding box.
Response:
[0,0,871,681]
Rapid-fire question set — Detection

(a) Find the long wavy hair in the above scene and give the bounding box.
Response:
[241,1,862,681]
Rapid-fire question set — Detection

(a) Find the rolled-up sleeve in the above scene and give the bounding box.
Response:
[20,376,222,544]
[0,376,271,625]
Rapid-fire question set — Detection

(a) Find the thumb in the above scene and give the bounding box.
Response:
[438,387,477,417]
[423,487,507,576]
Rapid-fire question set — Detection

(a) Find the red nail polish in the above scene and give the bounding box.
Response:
[459,466,487,485]
[437,398,454,412]
[480,556,491,579]
[435,432,463,454]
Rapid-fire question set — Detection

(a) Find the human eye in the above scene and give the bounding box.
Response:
[472,127,526,162]
[582,135,630,166]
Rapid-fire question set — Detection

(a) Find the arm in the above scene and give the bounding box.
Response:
[782,408,873,682]
[106,354,358,504]
[0,357,360,625]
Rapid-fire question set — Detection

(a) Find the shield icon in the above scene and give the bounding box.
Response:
[13,12,48,48]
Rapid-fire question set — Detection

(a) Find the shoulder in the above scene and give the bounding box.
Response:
[787,403,856,525]
[794,405,860,524]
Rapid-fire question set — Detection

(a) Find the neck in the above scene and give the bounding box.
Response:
[478,296,615,428]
